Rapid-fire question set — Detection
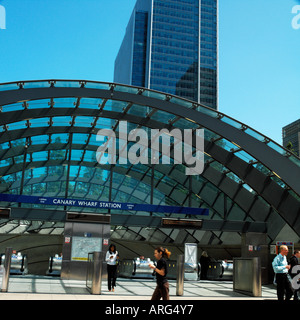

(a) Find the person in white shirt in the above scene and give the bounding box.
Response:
[105,244,119,292]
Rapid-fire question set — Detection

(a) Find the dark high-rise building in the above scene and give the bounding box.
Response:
[283,119,300,156]
[114,0,218,109]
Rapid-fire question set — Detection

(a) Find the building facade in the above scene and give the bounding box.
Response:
[282,119,300,157]
[114,0,218,109]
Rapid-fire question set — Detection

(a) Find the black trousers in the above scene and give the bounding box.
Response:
[107,264,117,290]
[275,273,293,300]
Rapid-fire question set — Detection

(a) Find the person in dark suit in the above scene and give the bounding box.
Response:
[289,249,300,300]
[200,251,210,280]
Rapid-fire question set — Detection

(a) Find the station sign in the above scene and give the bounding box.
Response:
[0,193,209,216]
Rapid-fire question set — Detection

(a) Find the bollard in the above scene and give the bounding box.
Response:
[1,247,12,292]
[92,251,103,295]
[86,251,104,295]
[176,254,184,296]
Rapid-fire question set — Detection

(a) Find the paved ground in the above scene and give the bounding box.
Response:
[0,275,278,300]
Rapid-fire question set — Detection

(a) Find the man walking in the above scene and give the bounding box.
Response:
[272,245,293,300]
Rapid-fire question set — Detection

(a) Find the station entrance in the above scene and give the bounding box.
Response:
[0,198,276,285]
[0,195,209,280]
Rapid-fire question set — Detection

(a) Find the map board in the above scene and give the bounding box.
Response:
[71,236,102,261]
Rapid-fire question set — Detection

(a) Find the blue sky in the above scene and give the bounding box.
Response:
[0,0,299,145]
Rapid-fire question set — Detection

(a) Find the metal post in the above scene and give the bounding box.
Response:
[64,133,73,211]
[86,251,104,295]
[1,247,12,292]
[176,254,184,296]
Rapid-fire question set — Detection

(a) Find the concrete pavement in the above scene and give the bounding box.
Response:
[0,275,277,300]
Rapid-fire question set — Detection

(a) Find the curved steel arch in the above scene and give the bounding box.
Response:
[0,110,299,235]
[0,124,286,221]
[0,80,299,240]
[0,84,299,196]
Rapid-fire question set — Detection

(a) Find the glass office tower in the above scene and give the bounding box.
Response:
[283,119,300,156]
[114,0,218,109]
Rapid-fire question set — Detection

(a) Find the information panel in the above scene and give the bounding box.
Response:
[71,237,102,261]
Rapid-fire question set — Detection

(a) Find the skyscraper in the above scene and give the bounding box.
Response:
[114,0,218,109]
[283,119,300,156]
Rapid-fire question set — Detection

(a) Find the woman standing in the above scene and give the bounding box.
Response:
[149,246,171,300]
[105,244,119,292]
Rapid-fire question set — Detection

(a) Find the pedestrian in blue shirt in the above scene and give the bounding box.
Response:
[272,245,293,300]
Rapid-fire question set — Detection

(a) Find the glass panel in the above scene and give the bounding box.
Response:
[289,154,300,168]
[0,83,20,91]
[94,117,115,129]
[270,175,286,188]
[1,102,23,113]
[32,151,49,162]
[205,130,220,141]
[83,150,96,162]
[0,142,10,150]
[10,138,26,147]
[221,116,243,129]
[84,82,110,90]
[215,139,238,152]
[52,116,72,126]
[51,133,69,144]
[244,128,265,142]
[80,167,95,180]
[53,98,77,108]
[31,135,49,145]
[128,104,149,117]
[142,89,167,100]
[234,150,257,163]
[0,160,8,167]
[70,150,83,161]
[197,105,218,118]
[169,96,194,109]
[31,167,47,179]
[104,100,128,112]
[49,149,65,160]
[74,116,94,127]
[113,190,131,203]
[14,155,26,164]
[72,133,89,145]
[173,118,199,129]
[253,163,271,175]
[8,121,27,131]
[29,118,49,128]
[32,182,46,194]
[69,166,80,177]
[54,81,81,88]
[27,99,51,109]
[79,98,102,109]
[114,85,139,95]
[267,141,286,156]
[23,81,51,89]
[151,109,176,123]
